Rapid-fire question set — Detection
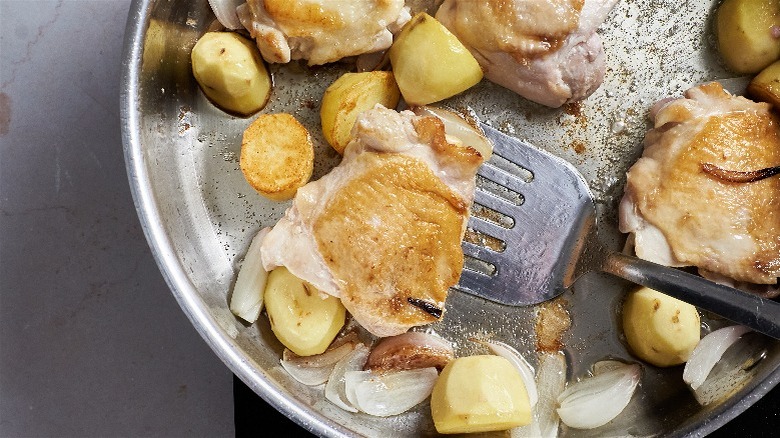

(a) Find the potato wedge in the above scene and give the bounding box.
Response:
[191,31,271,116]
[240,113,314,201]
[748,59,780,107]
[431,355,531,434]
[264,267,346,356]
[389,13,483,105]
[320,71,401,154]
[716,0,780,74]
[622,287,700,367]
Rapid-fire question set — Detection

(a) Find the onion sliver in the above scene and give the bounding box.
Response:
[207,0,244,29]
[355,51,389,73]
[535,353,567,437]
[511,421,542,438]
[229,227,270,323]
[512,352,566,438]
[280,361,335,387]
[480,340,538,407]
[683,325,751,390]
[284,332,360,368]
[687,330,767,406]
[366,331,454,372]
[325,344,369,412]
[413,106,493,160]
[280,342,356,386]
[556,363,641,429]
[343,368,438,417]
[592,359,626,375]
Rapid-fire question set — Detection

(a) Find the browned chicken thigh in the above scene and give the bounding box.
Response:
[261,106,483,337]
[237,0,410,65]
[436,0,618,107]
[620,82,780,287]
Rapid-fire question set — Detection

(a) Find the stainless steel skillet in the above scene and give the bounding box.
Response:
[120,0,780,436]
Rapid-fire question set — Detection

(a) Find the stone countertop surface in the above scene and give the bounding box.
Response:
[0,1,233,436]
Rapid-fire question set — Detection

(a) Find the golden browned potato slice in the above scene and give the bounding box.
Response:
[240,113,314,201]
[717,0,780,74]
[389,13,483,105]
[320,71,401,154]
[622,287,700,367]
[748,59,780,107]
[191,32,272,116]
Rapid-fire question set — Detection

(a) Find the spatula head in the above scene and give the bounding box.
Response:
[456,124,597,306]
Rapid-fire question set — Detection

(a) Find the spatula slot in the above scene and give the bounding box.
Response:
[464,228,507,252]
[471,203,515,229]
[463,254,497,277]
[475,175,525,206]
[489,152,534,183]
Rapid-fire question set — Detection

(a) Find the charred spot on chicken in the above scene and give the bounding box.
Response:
[702,162,780,183]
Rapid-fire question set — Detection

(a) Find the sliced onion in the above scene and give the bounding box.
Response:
[691,342,766,406]
[229,227,270,323]
[413,106,494,160]
[684,327,767,406]
[281,360,337,387]
[512,352,567,438]
[536,353,567,437]
[366,331,454,372]
[207,0,244,30]
[325,344,370,412]
[592,359,627,375]
[478,339,538,407]
[649,97,676,122]
[511,419,542,438]
[355,51,390,72]
[683,325,751,390]
[280,338,358,386]
[285,332,360,368]
[556,363,641,429]
[343,367,438,417]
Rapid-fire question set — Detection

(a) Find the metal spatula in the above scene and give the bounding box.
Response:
[457,123,780,340]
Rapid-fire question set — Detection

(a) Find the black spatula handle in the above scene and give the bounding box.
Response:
[604,252,780,340]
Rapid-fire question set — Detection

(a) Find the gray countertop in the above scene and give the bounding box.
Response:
[0,1,233,435]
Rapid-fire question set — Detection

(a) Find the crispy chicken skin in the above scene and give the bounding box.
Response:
[237,0,410,66]
[620,82,780,285]
[261,106,483,337]
[436,0,618,107]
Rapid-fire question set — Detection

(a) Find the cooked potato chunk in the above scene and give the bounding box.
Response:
[622,287,700,367]
[191,31,271,116]
[389,13,483,105]
[748,59,780,107]
[320,71,401,154]
[264,267,346,356]
[240,113,314,201]
[716,0,780,74]
[431,355,531,434]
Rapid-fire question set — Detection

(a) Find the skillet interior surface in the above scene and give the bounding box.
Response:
[120,0,780,436]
